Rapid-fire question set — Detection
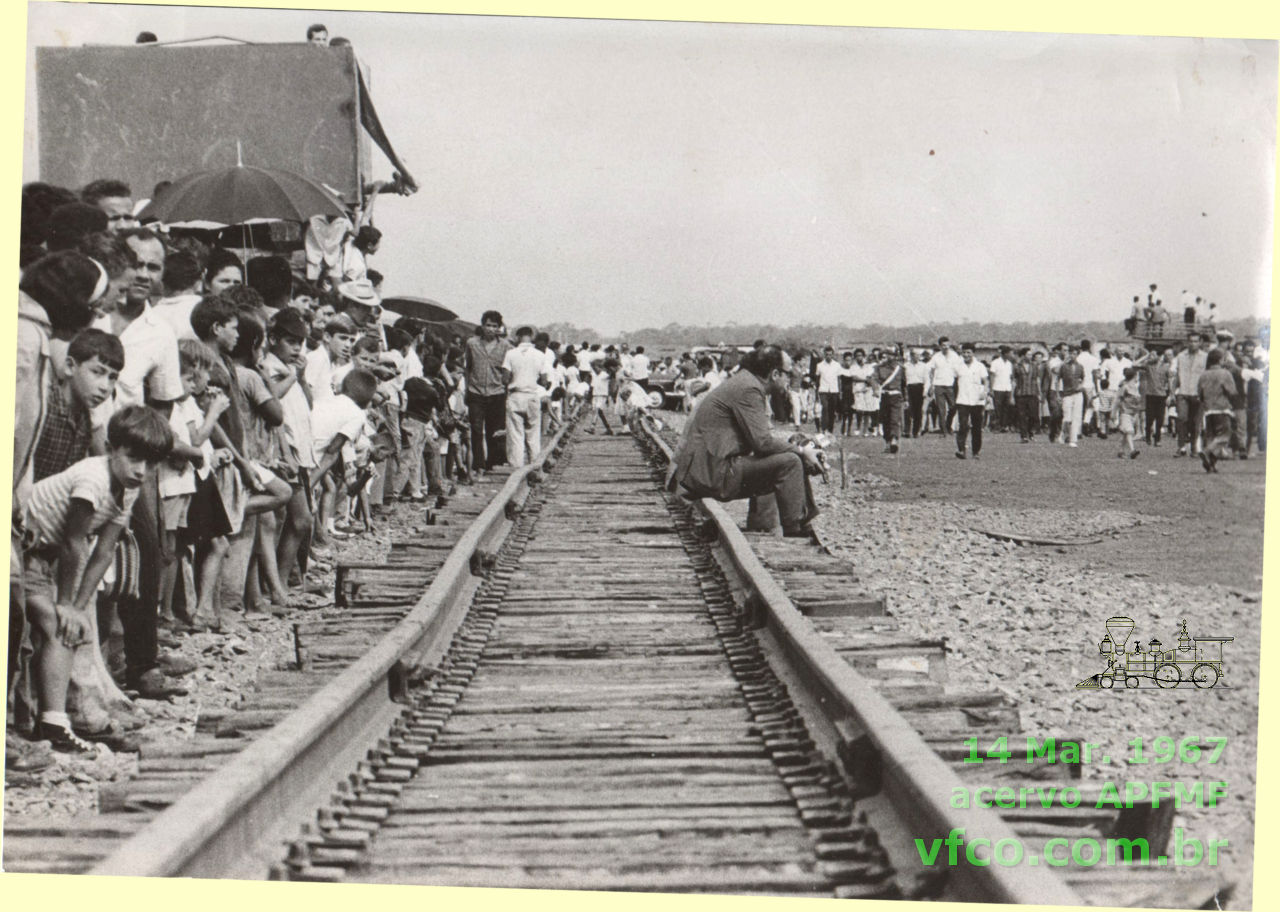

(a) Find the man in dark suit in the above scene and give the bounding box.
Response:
[671,345,821,537]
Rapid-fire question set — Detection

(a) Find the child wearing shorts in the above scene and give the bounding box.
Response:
[171,339,234,630]
[585,360,615,435]
[311,369,378,533]
[1115,366,1143,460]
[24,406,172,752]
[1094,377,1118,439]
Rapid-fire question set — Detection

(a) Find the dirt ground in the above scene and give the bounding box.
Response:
[858,428,1266,591]
[664,409,1264,908]
[814,425,1264,909]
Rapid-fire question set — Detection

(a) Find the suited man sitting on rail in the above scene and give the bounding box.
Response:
[670,345,822,538]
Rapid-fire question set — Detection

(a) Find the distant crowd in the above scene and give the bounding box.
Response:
[635,334,1267,467]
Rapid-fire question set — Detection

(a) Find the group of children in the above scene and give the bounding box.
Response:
[13,285,477,761]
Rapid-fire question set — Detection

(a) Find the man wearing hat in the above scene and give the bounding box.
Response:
[335,278,389,352]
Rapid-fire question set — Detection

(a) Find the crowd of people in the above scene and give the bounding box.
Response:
[7,171,1269,780]
[9,170,635,775]
[652,333,1267,467]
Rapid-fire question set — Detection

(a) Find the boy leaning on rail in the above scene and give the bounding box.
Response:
[22,406,173,753]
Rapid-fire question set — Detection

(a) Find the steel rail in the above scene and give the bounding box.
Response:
[638,417,1083,906]
[89,419,576,880]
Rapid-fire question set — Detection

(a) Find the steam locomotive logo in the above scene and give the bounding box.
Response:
[1076,617,1233,690]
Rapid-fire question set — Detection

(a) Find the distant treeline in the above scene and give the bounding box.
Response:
[541,318,1268,352]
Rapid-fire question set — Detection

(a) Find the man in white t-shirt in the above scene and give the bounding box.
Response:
[813,347,843,433]
[988,345,1014,432]
[953,345,989,459]
[630,346,651,388]
[928,337,963,434]
[305,314,357,405]
[1076,340,1101,433]
[501,326,551,467]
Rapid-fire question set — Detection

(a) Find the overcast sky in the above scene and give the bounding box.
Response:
[23,3,1278,334]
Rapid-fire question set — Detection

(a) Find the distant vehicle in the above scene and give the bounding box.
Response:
[1127,318,1218,352]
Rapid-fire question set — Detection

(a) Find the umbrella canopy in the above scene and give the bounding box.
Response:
[138,165,347,226]
[380,296,458,323]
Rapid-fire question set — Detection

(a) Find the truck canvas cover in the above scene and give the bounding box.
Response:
[37,43,379,205]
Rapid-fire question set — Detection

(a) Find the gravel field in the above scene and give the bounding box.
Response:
[3,506,401,821]
[661,411,1263,908]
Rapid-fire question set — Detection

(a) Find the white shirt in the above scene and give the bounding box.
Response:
[310,394,366,464]
[305,346,338,404]
[159,398,198,497]
[151,294,201,342]
[502,341,550,394]
[1102,357,1128,391]
[904,360,929,386]
[989,357,1013,392]
[954,359,989,406]
[261,352,316,469]
[845,362,873,389]
[1077,351,1100,391]
[928,349,963,386]
[1048,355,1064,391]
[621,381,651,413]
[591,368,612,397]
[93,304,184,416]
[404,348,424,381]
[542,348,561,387]
[26,456,139,549]
[342,243,369,283]
[815,359,843,394]
[630,353,650,380]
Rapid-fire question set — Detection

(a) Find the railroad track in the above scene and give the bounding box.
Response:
[4,415,1232,906]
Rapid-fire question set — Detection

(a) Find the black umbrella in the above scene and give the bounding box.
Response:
[138,164,347,226]
[380,296,458,323]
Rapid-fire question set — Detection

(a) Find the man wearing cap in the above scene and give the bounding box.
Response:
[672,346,822,538]
[872,348,905,453]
